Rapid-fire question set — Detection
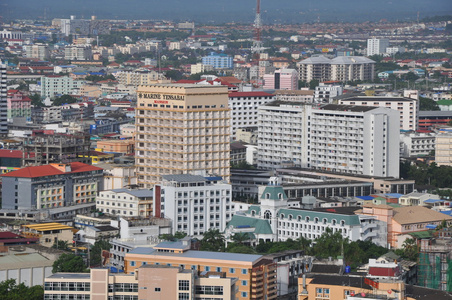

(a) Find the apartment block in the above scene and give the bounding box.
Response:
[153,174,232,237]
[314,83,343,103]
[202,52,233,69]
[96,188,153,218]
[263,69,298,90]
[40,76,85,99]
[64,45,93,61]
[435,130,452,167]
[190,63,214,75]
[1,162,103,210]
[0,61,7,136]
[400,131,435,157]
[135,84,231,188]
[124,241,278,300]
[25,43,50,60]
[114,70,162,87]
[7,89,31,120]
[228,91,275,139]
[367,38,390,56]
[297,55,332,83]
[338,96,418,131]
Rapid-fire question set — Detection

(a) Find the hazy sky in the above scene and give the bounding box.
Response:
[1,0,451,23]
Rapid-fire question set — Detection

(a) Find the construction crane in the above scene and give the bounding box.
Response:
[251,0,264,57]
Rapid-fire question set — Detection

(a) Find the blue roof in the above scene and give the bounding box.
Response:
[129,247,262,263]
[424,199,444,204]
[426,224,438,229]
[385,193,403,198]
[440,211,452,216]
[205,176,223,181]
[356,196,374,201]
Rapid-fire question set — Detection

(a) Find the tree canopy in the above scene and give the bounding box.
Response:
[52,95,77,106]
[200,228,225,252]
[0,279,43,300]
[90,240,112,267]
[52,253,88,273]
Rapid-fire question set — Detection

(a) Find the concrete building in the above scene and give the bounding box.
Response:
[400,131,436,157]
[21,223,75,248]
[228,91,274,139]
[435,129,452,166]
[135,84,231,188]
[338,96,418,131]
[97,163,137,190]
[258,102,400,178]
[40,75,85,99]
[125,241,278,300]
[64,45,92,61]
[7,89,31,121]
[0,29,22,40]
[1,162,103,210]
[0,61,7,136]
[96,188,153,218]
[153,174,232,237]
[113,70,163,87]
[202,52,233,69]
[190,63,214,75]
[263,69,298,90]
[25,44,50,60]
[367,38,390,56]
[274,89,314,103]
[314,83,343,103]
[44,266,239,300]
[297,55,331,83]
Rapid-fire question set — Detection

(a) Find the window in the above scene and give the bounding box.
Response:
[178,280,190,291]
[241,292,248,298]
[178,293,189,300]
[242,280,247,286]
[216,267,221,272]
[155,287,161,292]
[130,261,136,267]
[241,269,247,275]
[229,268,235,274]
[205,266,210,271]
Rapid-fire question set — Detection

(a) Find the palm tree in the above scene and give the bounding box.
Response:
[200,229,225,252]
[231,232,250,245]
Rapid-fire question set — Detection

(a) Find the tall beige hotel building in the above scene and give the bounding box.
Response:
[135,84,231,188]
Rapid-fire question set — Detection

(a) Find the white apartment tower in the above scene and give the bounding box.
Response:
[135,84,231,188]
[153,174,232,237]
[257,102,400,178]
[367,38,390,56]
[0,61,7,136]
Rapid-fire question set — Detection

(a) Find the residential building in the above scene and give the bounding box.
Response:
[400,131,436,157]
[274,90,314,103]
[96,139,135,155]
[96,188,153,218]
[1,162,103,210]
[64,45,92,61]
[97,163,137,190]
[202,52,233,69]
[153,174,232,237]
[231,142,247,165]
[135,84,231,188]
[44,266,238,300]
[338,95,418,131]
[21,223,75,248]
[124,241,278,300]
[113,70,163,87]
[0,61,7,136]
[367,38,390,56]
[228,91,275,139]
[297,55,332,83]
[258,102,400,178]
[6,89,31,120]
[435,129,452,166]
[314,83,343,103]
[40,76,85,99]
[25,44,50,60]
[190,63,214,75]
[263,69,298,90]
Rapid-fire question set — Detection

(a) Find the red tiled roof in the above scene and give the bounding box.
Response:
[368,267,398,277]
[228,91,274,98]
[0,232,20,239]
[2,162,102,178]
[0,149,35,159]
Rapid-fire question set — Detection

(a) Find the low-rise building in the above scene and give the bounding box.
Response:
[21,223,76,248]
[96,188,153,218]
[400,131,436,157]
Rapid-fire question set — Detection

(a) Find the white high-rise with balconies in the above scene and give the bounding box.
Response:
[0,61,8,136]
[367,38,390,56]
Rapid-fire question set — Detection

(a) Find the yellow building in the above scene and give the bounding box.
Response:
[135,84,231,188]
[124,241,277,300]
[96,139,135,155]
[79,151,114,164]
[21,222,77,248]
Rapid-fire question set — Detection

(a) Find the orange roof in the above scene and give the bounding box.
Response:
[2,162,102,178]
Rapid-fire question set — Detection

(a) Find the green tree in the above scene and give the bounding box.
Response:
[90,240,111,266]
[312,228,346,259]
[52,240,69,250]
[0,279,43,300]
[159,231,187,241]
[52,253,88,273]
[226,244,257,254]
[401,238,419,262]
[53,95,77,106]
[29,93,44,107]
[165,70,183,81]
[200,229,225,252]
[419,96,439,111]
[309,79,319,90]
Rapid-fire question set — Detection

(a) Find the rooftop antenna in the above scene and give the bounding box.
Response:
[251,0,263,58]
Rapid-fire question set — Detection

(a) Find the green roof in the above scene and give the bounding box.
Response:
[260,186,288,200]
[246,205,261,215]
[408,230,434,239]
[277,208,361,226]
[436,99,452,106]
[227,215,273,235]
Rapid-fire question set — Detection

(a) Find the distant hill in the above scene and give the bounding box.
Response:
[1,0,451,23]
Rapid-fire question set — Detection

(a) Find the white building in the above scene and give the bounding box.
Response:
[0,61,7,136]
[314,83,343,103]
[435,129,452,167]
[386,46,405,55]
[25,44,50,60]
[257,102,312,169]
[297,55,332,83]
[97,163,137,190]
[190,63,214,75]
[153,174,232,238]
[228,91,275,139]
[257,102,400,178]
[64,45,92,61]
[274,89,314,103]
[40,76,85,99]
[96,188,153,218]
[400,131,436,157]
[367,38,390,56]
[338,96,418,131]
